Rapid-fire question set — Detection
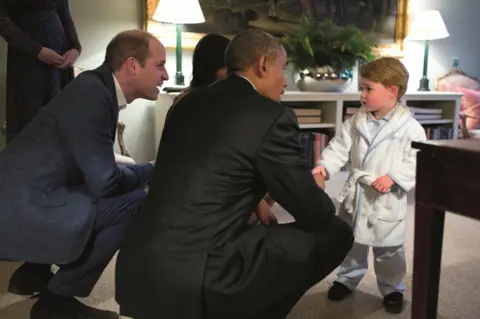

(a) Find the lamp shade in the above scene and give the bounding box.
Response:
[406,10,449,41]
[152,0,205,25]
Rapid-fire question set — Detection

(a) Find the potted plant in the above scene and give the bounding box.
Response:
[283,18,375,92]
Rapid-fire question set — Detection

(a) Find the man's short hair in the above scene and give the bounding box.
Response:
[225,28,283,73]
[105,30,157,71]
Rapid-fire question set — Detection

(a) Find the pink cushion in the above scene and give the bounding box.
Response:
[437,73,480,92]
[455,87,480,130]
[436,72,480,130]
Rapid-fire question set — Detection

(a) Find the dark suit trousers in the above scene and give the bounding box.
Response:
[204,215,354,319]
[47,188,147,297]
[253,216,354,319]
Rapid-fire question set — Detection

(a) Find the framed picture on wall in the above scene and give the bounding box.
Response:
[144,0,409,56]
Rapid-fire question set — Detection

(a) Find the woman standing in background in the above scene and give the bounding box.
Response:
[0,0,81,143]
[0,0,81,297]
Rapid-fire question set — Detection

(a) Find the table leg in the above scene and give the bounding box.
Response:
[411,204,445,319]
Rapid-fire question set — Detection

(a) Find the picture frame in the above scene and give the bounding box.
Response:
[144,0,409,57]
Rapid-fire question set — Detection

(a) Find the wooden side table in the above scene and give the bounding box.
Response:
[411,139,480,318]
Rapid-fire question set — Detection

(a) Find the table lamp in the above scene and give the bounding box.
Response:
[406,10,449,91]
[152,0,205,86]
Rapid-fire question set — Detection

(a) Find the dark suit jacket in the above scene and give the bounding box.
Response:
[115,76,335,319]
[0,64,153,265]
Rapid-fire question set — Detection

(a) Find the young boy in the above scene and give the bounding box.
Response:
[312,57,427,313]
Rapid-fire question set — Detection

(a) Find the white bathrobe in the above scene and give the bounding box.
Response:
[318,104,427,247]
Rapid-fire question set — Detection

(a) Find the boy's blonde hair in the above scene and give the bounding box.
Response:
[360,57,409,100]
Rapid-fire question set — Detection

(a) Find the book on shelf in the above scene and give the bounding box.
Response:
[297,116,322,124]
[414,114,443,120]
[424,125,453,140]
[293,108,322,117]
[294,108,323,124]
[299,131,331,168]
[409,106,443,115]
[410,106,444,121]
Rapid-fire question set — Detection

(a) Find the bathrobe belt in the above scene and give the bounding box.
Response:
[336,169,390,226]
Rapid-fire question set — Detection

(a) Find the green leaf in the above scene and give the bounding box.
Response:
[284,18,375,72]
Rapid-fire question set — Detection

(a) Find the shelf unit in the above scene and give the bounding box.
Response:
[154,91,462,148]
[281,91,463,197]
[281,91,462,139]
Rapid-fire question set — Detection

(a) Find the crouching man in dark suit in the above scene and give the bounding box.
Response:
[115,29,354,319]
[0,30,169,319]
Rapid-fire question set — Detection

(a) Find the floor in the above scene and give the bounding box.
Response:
[1,179,480,318]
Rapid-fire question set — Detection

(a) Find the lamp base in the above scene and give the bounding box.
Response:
[175,72,185,86]
[418,77,430,91]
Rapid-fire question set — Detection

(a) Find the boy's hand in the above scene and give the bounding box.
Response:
[372,175,394,193]
[314,174,326,190]
[312,165,327,178]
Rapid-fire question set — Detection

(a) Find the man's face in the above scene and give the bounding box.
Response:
[260,47,288,102]
[136,39,169,100]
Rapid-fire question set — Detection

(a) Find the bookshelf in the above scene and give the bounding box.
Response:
[154,91,462,151]
[283,91,462,137]
[282,91,462,170]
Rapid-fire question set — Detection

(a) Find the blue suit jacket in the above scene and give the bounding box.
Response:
[0,64,153,264]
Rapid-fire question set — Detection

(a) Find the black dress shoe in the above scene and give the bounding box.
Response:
[30,291,119,319]
[383,291,404,314]
[327,281,353,301]
[8,263,54,295]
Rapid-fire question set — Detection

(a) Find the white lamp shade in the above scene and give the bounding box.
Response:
[152,0,205,25]
[406,10,449,41]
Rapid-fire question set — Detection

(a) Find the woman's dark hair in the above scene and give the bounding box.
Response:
[190,33,230,88]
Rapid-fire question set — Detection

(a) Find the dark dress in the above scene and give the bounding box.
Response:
[0,0,81,143]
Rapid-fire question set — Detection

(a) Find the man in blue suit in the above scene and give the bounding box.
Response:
[0,29,169,319]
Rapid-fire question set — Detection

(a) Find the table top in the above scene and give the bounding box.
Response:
[412,139,480,161]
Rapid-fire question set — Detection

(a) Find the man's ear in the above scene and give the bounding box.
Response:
[125,57,138,75]
[257,56,268,77]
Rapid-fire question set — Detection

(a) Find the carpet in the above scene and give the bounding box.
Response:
[1,193,479,318]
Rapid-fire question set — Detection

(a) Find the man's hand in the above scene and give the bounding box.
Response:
[57,49,80,69]
[263,192,276,206]
[312,165,327,178]
[252,199,277,225]
[372,175,394,193]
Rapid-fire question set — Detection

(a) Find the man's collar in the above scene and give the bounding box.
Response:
[236,74,257,91]
[112,74,127,110]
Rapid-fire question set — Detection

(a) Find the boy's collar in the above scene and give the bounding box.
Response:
[368,104,399,122]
